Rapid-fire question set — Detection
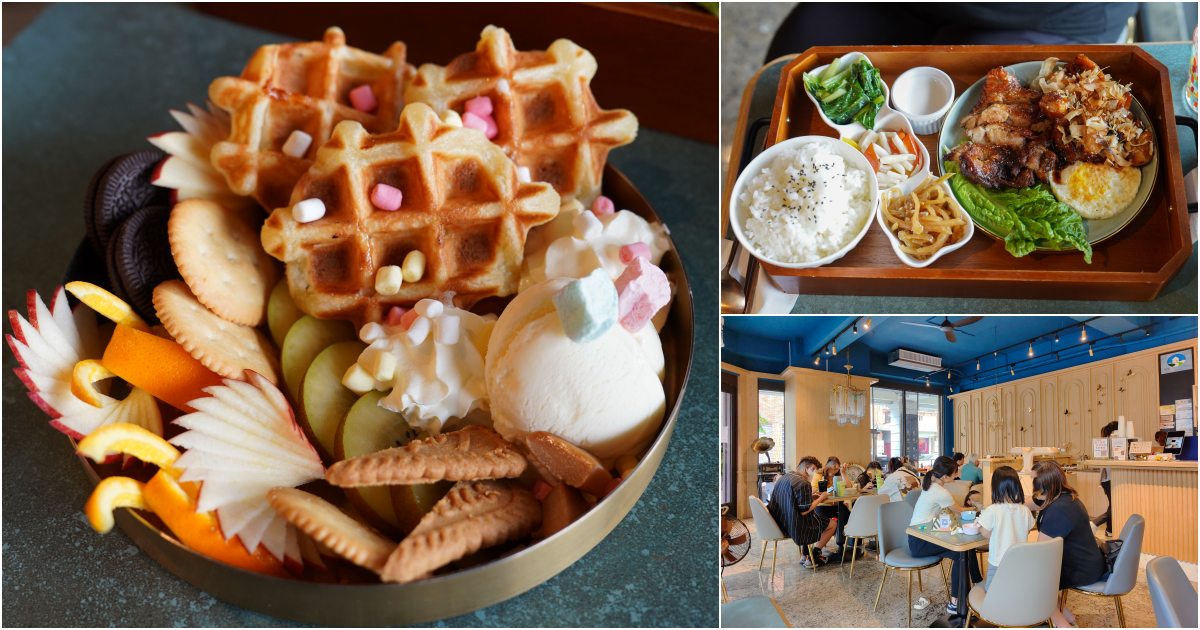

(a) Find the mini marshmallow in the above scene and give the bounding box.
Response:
[402,250,426,283]
[359,322,384,343]
[361,347,398,382]
[436,314,461,345]
[374,265,403,296]
[483,115,498,139]
[553,268,617,343]
[496,78,512,94]
[406,315,431,344]
[619,242,652,264]
[281,130,313,158]
[398,308,420,330]
[516,166,532,183]
[462,112,489,134]
[615,257,671,332]
[292,198,326,223]
[465,95,494,117]
[414,298,443,319]
[443,110,463,127]
[349,84,377,113]
[342,363,375,394]
[370,183,403,211]
[592,195,616,216]
[573,211,603,241]
[385,306,408,327]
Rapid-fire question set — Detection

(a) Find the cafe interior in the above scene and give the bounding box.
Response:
[720,316,1198,628]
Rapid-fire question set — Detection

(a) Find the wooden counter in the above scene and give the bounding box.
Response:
[1080,459,1197,563]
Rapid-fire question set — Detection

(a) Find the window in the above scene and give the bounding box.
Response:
[757,379,786,465]
[871,384,942,468]
[720,372,737,506]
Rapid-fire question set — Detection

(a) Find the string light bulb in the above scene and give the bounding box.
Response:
[925,376,930,388]
[1080,325,1088,342]
[976,359,981,370]
[1009,364,1015,376]
[832,344,837,356]
[1054,332,1060,343]
[864,318,871,331]
[814,356,820,365]
[1028,341,1034,357]
[1088,343,1094,357]
[853,323,858,334]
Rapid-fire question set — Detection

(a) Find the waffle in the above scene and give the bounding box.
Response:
[260,103,560,325]
[210,27,413,211]
[405,26,637,205]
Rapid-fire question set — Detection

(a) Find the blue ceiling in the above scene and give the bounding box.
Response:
[722,315,1197,392]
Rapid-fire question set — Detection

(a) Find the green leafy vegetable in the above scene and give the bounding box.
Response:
[944,161,1092,263]
[804,56,885,128]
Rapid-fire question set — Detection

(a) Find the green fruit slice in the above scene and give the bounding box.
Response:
[281,315,355,402]
[300,340,366,461]
[336,391,420,536]
[267,280,305,347]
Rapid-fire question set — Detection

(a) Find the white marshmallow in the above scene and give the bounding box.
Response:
[282,130,313,158]
[292,198,326,223]
[573,211,603,240]
[516,166,532,183]
[414,298,443,319]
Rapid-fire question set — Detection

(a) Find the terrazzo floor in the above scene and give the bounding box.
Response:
[723,518,1194,628]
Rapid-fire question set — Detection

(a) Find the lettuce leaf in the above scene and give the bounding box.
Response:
[944,161,1092,263]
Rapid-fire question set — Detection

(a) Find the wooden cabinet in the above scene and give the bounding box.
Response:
[1015,380,1040,448]
[982,387,1004,456]
[1113,353,1157,440]
[1091,364,1114,432]
[1040,376,1059,449]
[1058,367,1091,459]
[953,396,970,453]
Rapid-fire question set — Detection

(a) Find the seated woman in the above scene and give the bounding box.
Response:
[855,461,885,491]
[816,456,858,558]
[907,455,982,617]
[878,456,920,503]
[959,453,984,484]
[767,456,838,568]
[977,466,1035,591]
[1028,461,1107,628]
[952,452,966,479]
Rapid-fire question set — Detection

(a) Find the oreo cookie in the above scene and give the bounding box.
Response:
[85,150,170,256]
[106,205,178,323]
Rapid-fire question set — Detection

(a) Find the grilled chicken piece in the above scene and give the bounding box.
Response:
[981,66,1041,105]
[1040,92,1070,119]
[949,142,1035,189]
[965,122,1036,149]
[1021,143,1059,184]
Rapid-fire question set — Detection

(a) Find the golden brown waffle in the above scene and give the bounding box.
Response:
[405,25,637,205]
[260,103,560,324]
[210,27,413,210]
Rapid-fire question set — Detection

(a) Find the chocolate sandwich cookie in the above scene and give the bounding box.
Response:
[85,150,170,256]
[106,205,178,323]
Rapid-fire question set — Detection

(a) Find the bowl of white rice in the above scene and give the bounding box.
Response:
[730,136,878,268]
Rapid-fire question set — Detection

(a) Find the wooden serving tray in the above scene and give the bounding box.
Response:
[755,45,1190,301]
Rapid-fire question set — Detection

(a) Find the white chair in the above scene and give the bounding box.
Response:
[965,537,1063,627]
[748,496,790,583]
[840,493,889,578]
[1147,556,1198,628]
[1066,514,1145,627]
[874,499,949,627]
[903,488,922,508]
[945,479,972,505]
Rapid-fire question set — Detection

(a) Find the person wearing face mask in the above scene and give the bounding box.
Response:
[768,456,838,568]
[906,455,983,617]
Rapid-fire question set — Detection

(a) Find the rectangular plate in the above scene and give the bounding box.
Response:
[757,45,1189,301]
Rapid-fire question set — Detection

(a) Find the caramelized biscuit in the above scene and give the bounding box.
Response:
[326,426,526,487]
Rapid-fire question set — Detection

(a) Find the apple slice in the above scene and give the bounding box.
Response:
[337,391,426,537]
[268,280,306,348]
[300,340,366,461]
[281,315,355,402]
[169,371,324,564]
[147,102,254,210]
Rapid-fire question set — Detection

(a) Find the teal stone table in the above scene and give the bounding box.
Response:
[1,4,718,626]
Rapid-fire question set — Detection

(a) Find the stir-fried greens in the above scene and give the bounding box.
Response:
[944,161,1092,263]
[803,55,886,128]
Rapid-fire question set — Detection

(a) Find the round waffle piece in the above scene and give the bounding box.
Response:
[260,103,561,325]
[405,26,637,205]
[168,199,280,326]
[107,205,178,323]
[153,280,280,383]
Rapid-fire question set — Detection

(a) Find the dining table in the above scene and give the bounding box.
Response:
[905,521,989,628]
[0,3,719,627]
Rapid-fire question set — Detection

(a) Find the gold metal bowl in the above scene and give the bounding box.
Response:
[68,164,694,625]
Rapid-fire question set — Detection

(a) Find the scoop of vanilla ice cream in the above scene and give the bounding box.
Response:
[486,277,666,461]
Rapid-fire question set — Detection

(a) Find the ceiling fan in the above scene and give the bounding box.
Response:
[899,316,983,343]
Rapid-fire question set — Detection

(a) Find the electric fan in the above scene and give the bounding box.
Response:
[720,505,752,568]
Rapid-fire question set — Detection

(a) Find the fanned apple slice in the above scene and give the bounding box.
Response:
[168,371,325,563]
[148,102,252,208]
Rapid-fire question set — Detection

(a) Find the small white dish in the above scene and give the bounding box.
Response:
[890,66,955,135]
[730,135,879,269]
[854,110,931,197]
[875,179,974,268]
[803,51,892,139]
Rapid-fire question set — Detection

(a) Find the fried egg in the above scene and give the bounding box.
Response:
[1049,162,1141,220]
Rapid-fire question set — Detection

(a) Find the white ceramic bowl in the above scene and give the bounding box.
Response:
[875,179,974,268]
[730,135,879,269]
[890,66,955,135]
[803,51,891,139]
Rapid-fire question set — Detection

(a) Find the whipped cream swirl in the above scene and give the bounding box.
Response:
[521,203,670,290]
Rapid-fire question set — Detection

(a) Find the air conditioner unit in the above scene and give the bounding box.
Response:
[888,348,943,372]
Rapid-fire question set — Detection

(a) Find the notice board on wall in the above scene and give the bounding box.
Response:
[1159,349,1195,436]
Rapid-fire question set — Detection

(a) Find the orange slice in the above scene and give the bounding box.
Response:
[101,324,225,411]
[65,281,148,331]
[84,476,147,533]
[71,359,117,408]
[142,470,286,577]
[77,422,180,469]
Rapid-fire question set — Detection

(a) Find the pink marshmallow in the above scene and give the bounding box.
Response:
[464,95,494,117]
[592,195,616,215]
[398,308,421,331]
[615,257,671,332]
[462,111,489,133]
[483,114,498,140]
[385,306,408,326]
[348,84,377,113]
[619,242,652,264]
[370,183,404,211]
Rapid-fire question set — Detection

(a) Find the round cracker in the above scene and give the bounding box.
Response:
[169,199,280,326]
[153,280,280,383]
[267,487,395,573]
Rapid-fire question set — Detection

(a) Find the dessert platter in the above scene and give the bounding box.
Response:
[722,45,1190,301]
[6,25,692,624]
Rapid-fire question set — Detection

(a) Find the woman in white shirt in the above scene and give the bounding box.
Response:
[977,466,1036,590]
[907,455,983,617]
[879,457,919,503]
